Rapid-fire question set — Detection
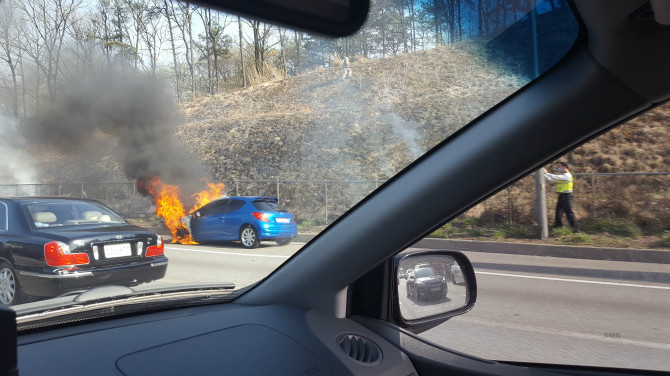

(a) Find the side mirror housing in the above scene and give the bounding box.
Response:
[393,250,477,333]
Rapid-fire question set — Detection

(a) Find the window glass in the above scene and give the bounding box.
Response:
[24,202,126,227]
[2,0,580,358]
[252,201,284,212]
[413,110,670,372]
[0,202,7,231]
[198,199,229,217]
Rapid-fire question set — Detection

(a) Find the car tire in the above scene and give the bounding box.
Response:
[0,261,21,306]
[275,238,292,246]
[240,225,260,249]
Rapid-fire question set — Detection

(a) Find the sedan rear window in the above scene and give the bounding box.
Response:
[25,202,126,228]
[252,200,285,212]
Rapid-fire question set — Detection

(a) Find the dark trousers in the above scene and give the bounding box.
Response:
[555,193,579,232]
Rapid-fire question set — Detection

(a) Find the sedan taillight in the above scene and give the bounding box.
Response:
[44,241,89,267]
[145,235,164,257]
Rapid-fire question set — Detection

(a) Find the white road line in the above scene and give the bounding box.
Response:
[165,246,290,259]
[476,271,670,290]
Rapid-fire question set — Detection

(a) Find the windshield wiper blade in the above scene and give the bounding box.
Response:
[15,283,236,326]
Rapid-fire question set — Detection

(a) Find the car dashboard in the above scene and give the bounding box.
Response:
[16,304,417,376]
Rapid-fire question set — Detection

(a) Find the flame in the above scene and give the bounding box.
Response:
[139,177,226,244]
[305,106,312,112]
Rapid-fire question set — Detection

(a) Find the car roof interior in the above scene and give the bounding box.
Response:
[6,1,670,376]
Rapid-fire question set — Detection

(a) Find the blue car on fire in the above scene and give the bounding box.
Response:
[186,196,298,248]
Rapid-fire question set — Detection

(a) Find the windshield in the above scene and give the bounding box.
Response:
[414,268,436,278]
[0,0,577,349]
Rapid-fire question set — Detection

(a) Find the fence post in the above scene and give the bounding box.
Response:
[591,175,596,219]
[132,183,136,214]
[81,183,84,198]
[58,184,61,197]
[276,179,280,200]
[325,181,329,224]
[235,181,239,196]
[105,183,109,205]
[507,186,513,225]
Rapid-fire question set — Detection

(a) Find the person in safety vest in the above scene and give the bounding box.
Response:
[543,162,580,233]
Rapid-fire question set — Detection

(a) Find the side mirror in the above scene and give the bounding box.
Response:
[393,250,477,331]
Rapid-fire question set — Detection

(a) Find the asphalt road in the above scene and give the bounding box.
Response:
[139,242,670,372]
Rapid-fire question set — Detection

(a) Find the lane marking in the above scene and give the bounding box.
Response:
[476,271,670,290]
[165,246,290,259]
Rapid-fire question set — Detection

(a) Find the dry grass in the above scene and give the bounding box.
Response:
[176,42,670,231]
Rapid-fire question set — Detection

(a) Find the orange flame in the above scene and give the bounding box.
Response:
[139,177,226,244]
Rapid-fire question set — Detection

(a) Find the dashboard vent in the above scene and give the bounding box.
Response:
[337,334,382,365]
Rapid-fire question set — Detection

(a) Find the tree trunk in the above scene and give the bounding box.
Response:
[164,0,181,101]
[279,28,287,77]
[238,16,246,87]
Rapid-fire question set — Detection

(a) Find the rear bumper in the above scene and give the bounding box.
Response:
[258,222,298,240]
[17,256,168,298]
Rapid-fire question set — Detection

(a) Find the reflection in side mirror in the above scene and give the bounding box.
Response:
[394,250,476,327]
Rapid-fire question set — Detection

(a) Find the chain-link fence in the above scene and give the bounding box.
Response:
[472,172,670,229]
[3,173,669,228]
[0,180,384,225]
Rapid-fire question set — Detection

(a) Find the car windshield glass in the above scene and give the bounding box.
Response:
[0,0,577,322]
[25,202,127,227]
[415,268,435,278]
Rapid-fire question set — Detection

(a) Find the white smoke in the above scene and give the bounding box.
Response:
[0,115,36,184]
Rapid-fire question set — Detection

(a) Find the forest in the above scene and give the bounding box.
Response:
[0,0,563,118]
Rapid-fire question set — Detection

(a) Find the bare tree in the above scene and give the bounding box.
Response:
[162,0,180,100]
[19,0,82,101]
[0,0,22,118]
[238,15,246,87]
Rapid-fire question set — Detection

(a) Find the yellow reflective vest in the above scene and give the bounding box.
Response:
[556,172,573,193]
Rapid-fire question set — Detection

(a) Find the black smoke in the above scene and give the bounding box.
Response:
[21,73,207,194]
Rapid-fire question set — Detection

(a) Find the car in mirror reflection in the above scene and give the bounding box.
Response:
[395,251,476,324]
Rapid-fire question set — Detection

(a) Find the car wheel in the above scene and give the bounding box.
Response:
[0,262,20,306]
[240,226,260,249]
[275,238,292,246]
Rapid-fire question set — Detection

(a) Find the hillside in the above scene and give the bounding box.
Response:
[176,44,670,229]
[177,44,525,181]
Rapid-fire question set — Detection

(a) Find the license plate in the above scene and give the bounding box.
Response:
[431,287,441,292]
[104,243,132,258]
[275,218,290,223]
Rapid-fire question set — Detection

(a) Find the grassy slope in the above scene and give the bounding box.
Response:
[176,42,670,248]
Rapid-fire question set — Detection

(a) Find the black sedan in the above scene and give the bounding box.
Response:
[0,197,168,305]
[405,267,447,301]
